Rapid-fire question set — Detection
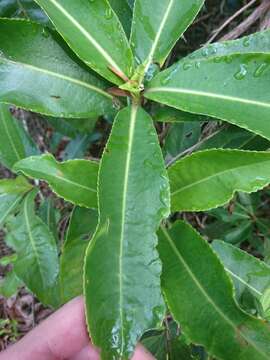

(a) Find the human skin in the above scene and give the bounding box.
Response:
[0,296,155,360]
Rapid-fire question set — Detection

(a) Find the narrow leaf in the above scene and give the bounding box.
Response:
[0,19,114,118]
[34,0,133,84]
[84,105,170,359]
[212,240,270,300]
[6,190,59,308]
[159,221,270,360]
[146,53,270,140]
[14,154,98,208]
[169,149,270,212]
[60,207,98,304]
[130,0,204,72]
[0,104,26,169]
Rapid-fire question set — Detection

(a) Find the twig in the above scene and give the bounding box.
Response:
[220,0,270,41]
[207,0,257,44]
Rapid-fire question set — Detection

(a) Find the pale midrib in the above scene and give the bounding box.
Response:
[225,268,262,297]
[118,104,138,351]
[0,106,22,162]
[162,227,269,359]
[0,196,21,224]
[147,87,270,109]
[0,57,112,99]
[144,0,174,73]
[24,196,44,286]
[46,0,126,78]
[172,158,270,197]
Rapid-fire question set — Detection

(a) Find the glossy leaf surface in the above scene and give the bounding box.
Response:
[0,19,114,118]
[146,53,270,139]
[169,149,270,212]
[84,106,170,359]
[35,0,133,84]
[6,190,59,307]
[0,104,26,169]
[60,207,98,304]
[130,0,204,71]
[213,240,270,301]
[159,221,270,360]
[109,0,133,36]
[14,154,98,208]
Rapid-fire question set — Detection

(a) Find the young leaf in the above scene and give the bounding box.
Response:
[146,53,270,140]
[6,190,59,308]
[212,240,270,301]
[130,0,204,71]
[0,19,114,118]
[14,154,98,208]
[84,105,170,359]
[34,0,133,84]
[169,149,270,212]
[0,104,26,169]
[0,271,23,298]
[59,207,98,304]
[158,221,270,360]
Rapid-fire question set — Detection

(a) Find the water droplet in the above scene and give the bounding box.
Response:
[105,8,113,20]
[214,56,222,63]
[234,64,248,80]
[183,62,192,71]
[254,63,269,78]
[225,56,233,64]
[243,37,251,47]
[195,61,201,69]
[202,48,209,57]
[161,76,170,85]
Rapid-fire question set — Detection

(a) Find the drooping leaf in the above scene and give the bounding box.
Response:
[212,240,270,301]
[6,190,59,308]
[130,0,204,72]
[84,105,170,359]
[146,53,270,140]
[0,19,114,118]
[34,0,133,84]
[59,207,98,304]
[159,221,270,360]
[0,176,33,227]
[0,104,26,169]
[169,149,270,212]
[14,154,98,208]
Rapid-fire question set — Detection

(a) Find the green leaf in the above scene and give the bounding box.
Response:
[0,19,114,118]
[152,106,205,123]
[38,198,60,241]
[0,271,23,298]
[0,0,50,25]
[146,53,270,140]
[169,149,270,212]
[158,221,270,360]
[187,29,270,62]
[34,0,133,84]
[198,125,270,152]
[0,176,32,227]
[0,104,26,169]
[130,0,204,72]
[212,240,270,301]
[6,190,59,308]
[59,207,98,304]
[14,153,98,208]
[84,105,170,359]
[62,134,92,160]
[109,0,133,36]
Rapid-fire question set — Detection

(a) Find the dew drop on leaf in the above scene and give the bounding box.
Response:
[254,63,269,78]
[234,64,248,80]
